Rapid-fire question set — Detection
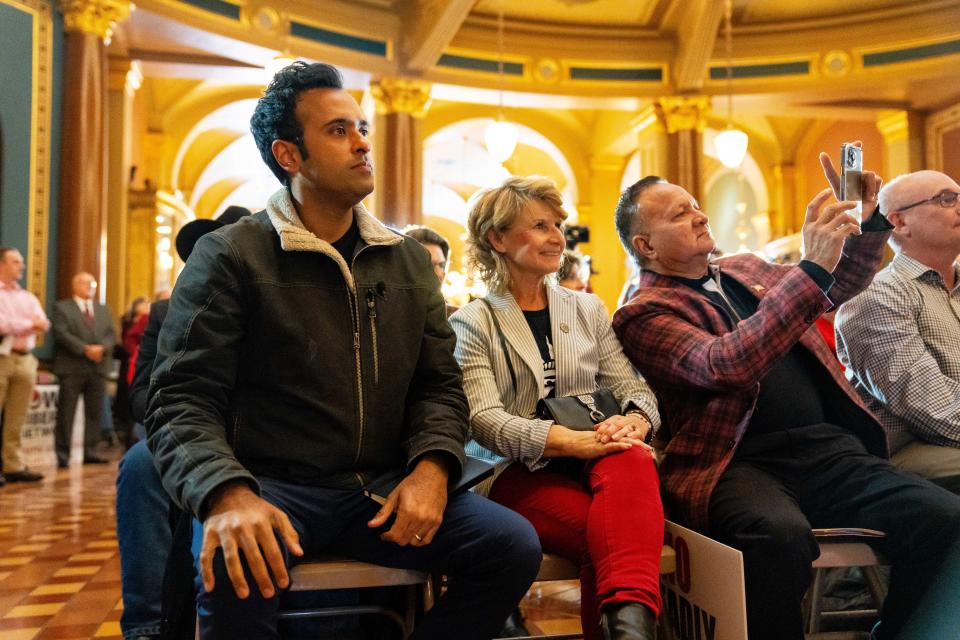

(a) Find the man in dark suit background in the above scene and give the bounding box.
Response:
[52,271,115,467]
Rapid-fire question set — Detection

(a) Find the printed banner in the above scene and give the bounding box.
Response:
[659,520,748,640]
[20,384,85,468]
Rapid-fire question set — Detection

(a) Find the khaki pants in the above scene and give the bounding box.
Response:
[892,439,960,495]
[0,352,38,473]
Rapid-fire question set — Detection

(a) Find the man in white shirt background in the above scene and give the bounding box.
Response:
[51,272,115,467]
[836,170,960,492]
[0,247,50,485]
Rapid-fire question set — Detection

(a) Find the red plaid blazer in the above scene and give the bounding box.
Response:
[613,230,891,531]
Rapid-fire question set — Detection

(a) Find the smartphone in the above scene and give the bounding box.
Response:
[839,143,863,221]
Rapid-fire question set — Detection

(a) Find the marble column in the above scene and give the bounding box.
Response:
[370,77,432,227]
[56,0,131,299]
[106,58,141,316]
[655,96,710,203]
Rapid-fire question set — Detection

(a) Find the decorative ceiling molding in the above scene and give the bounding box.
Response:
[121,0,960,109]
[671,0,724,91]
[401,0,474,72]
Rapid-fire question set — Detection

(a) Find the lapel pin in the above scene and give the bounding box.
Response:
[559,322,570,333]
[751,284,765,293]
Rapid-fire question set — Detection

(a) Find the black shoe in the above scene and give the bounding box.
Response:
[57,460,69,469]
[0,473,5,487]
[5,468,43,482]
[601,603,656,640]
[498,607,531,637]
[83,454,109,464]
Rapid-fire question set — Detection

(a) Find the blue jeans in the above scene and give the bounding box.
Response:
[116,441,168,639]
[192,478,542,639]
[115,443,383,639]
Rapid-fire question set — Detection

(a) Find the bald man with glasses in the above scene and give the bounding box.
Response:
[836,170,960,493]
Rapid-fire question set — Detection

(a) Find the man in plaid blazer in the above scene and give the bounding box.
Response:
[836,170,960,494]
[612,153,960,640]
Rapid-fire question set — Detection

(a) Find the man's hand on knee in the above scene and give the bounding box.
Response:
[200,481,303,599]
[368,454,449,547]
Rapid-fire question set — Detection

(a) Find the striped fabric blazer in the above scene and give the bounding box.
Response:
[450,283,660,481]
[613,229,891,532]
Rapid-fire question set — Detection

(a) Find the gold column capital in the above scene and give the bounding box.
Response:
[370,78,433,118]
[656,96,710,134]
[59,0,132,41]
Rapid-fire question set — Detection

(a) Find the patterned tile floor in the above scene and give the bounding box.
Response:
[0,463,123,640]
[0,459,581,639]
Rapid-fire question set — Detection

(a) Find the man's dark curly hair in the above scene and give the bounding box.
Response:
[250,61,344,186]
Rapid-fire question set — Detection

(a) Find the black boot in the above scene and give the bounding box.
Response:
[601,603,656,640]
[498,607,531,637]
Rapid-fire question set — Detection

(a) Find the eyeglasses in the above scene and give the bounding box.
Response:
[897,190,960,212]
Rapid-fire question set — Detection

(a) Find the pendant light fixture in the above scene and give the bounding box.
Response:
[714,0,748,169]
[484,0,519,164]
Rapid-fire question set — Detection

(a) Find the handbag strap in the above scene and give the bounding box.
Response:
[480,298,518,389]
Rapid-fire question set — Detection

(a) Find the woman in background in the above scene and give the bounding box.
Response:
[558,249,589,292]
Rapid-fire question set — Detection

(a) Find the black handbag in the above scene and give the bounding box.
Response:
[536,389,621,431]
[481,298,620,432]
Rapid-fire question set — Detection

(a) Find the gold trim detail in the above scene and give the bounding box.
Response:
[435,45,531,83]
[58,0,131,40]
[243,3,284,37]
[821,50,852,78]
[656,96,709,133]
[4,0,52,305]
[370,78,432,118]
[534,58,560,84]
[561,57,669,88]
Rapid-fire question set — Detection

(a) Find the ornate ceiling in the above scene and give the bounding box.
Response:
[109,0,960,115]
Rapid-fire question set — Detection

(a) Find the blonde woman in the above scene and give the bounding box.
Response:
[450,177,664,640]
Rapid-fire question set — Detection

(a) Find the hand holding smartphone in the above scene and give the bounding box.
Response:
[839,142,863,221]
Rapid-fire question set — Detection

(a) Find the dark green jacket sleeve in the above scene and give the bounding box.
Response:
[400,246,468,481]
[145,233,257,518]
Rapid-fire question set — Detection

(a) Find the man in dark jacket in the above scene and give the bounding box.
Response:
[52,271,115,466]
[145,61,540,639]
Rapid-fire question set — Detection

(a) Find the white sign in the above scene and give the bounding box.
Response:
[20,384,85,468]
[659,520,748,640]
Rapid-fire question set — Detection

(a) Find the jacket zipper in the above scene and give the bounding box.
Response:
[232,413,241,453]
[347,285,364,464]
[366,289,380,385]
[347,247,371,465]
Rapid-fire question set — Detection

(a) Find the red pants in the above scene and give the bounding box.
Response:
[489,447,664,640]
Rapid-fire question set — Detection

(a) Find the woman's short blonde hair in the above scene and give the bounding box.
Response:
[466,176,568,294]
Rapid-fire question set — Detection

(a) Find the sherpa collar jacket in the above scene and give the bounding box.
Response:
[146,189,468,518]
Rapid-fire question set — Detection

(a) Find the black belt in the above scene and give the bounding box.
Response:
[10,349,30,356]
